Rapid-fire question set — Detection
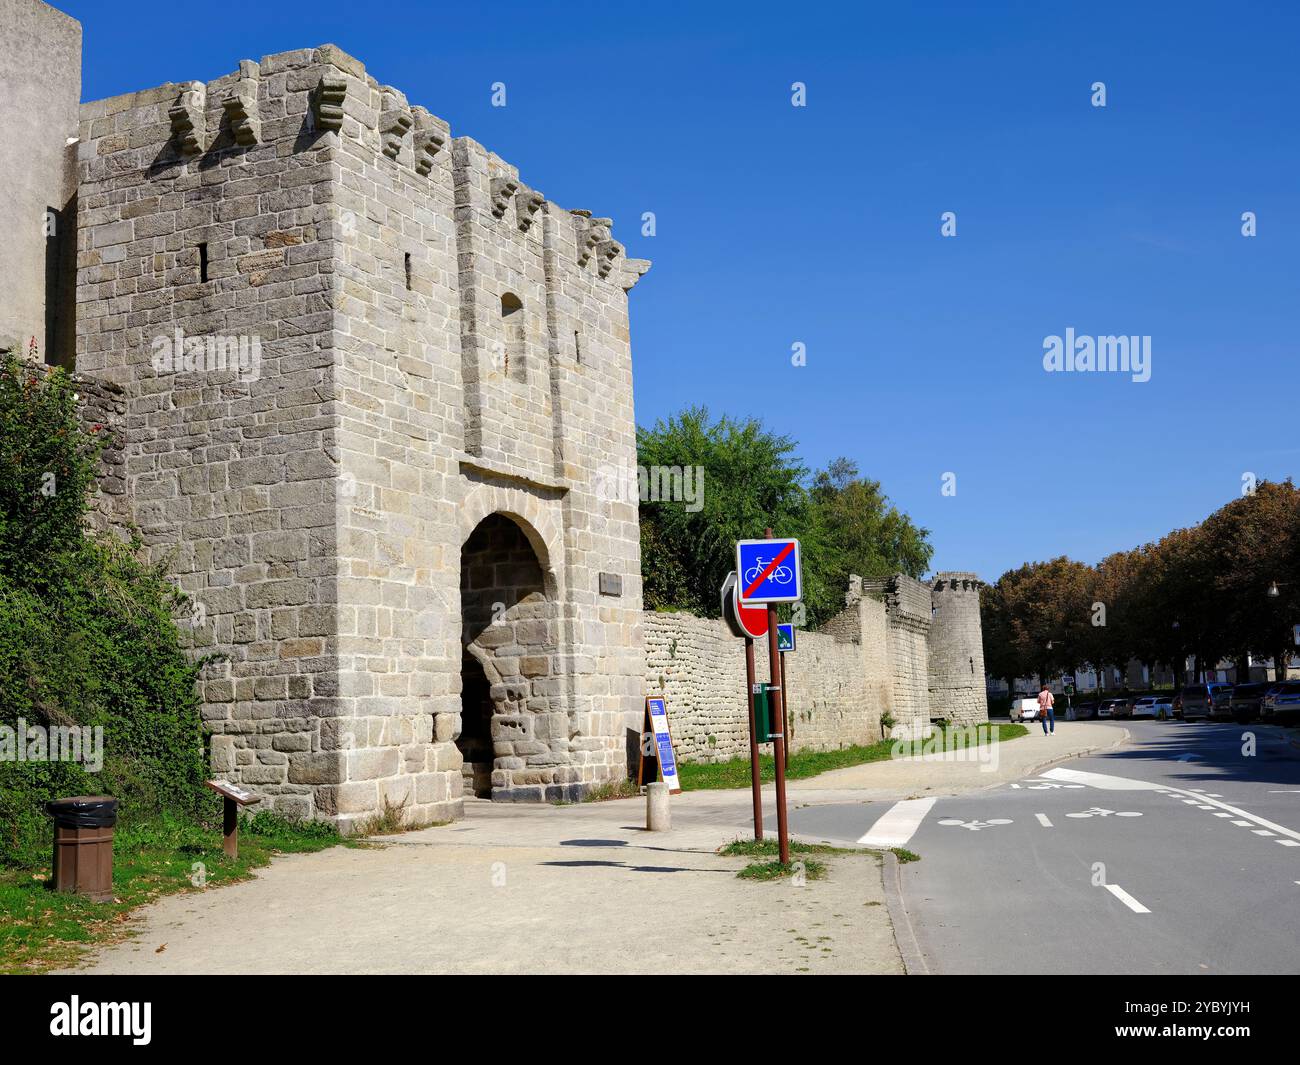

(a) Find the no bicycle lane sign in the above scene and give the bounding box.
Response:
[735,538,802,605]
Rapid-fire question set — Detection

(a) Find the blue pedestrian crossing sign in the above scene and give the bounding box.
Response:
[777,623,796,653]
[735,538,802,604]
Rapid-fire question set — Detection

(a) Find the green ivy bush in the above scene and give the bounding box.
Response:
[0,351,209,865]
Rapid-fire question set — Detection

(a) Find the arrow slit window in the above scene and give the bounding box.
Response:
[501,292,524,382]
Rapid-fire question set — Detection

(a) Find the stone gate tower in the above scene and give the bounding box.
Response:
[72,43,651,831]
[927,572,988,725]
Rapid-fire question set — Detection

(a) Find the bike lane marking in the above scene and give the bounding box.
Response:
[1042,766,1300,843]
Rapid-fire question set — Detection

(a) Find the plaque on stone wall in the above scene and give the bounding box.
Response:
[598,572,622,597]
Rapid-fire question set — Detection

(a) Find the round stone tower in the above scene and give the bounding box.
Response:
[927,571,989,725]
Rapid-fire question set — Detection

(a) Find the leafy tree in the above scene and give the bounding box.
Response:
[637,410,933,625]
[0,351,209,864]
[808,459,932,591]
[980,557,1092,687]
[637,408,809,618]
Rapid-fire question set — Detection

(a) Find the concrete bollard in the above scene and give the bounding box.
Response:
[646,782,671,831]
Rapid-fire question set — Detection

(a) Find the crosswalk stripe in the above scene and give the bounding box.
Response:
[857,797,937,847]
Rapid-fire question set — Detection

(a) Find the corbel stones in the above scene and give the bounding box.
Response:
[222,65,261,146]
[169,83,206,155]
[379,91,412,160]
[620,258,651,292]
[576,216,612,268]
[596,238,623,279]
[515,187,545,231]
[489,175,520,219]
[313,72,348,133]
[411,108,449,176]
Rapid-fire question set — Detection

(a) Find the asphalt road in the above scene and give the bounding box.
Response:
[782,719,1300,974]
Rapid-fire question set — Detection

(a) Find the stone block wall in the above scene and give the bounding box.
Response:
[644,571,989,763]
[862,574,934,738]
[928,571,989,725]
[69,43,651,829]
[643,596,888,764]
[0,0,82,363]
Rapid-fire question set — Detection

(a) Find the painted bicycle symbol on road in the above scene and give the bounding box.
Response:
[743,557,794,586]
[938,818,1013,832]
[1064,807,1142,819]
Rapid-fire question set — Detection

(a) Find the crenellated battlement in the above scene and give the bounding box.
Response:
[78,46,650,291]
[930,571,983,595]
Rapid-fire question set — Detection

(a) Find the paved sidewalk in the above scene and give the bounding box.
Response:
[63,795,902,975]
[786,721,1127,804]
[59,723,1125,975]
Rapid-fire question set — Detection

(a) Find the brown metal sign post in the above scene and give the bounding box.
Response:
[781,651,791,772]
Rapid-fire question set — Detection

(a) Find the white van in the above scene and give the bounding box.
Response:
[1009,697,1041,722]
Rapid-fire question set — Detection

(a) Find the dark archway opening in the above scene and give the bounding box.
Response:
[458,653,495,798]
[457,513,549,800]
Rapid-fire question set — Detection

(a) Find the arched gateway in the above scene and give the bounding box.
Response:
[458,513,559,800]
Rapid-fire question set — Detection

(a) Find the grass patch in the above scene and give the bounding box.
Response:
[891,847,921,863]
[719,837,865,858]
[679,722,1028,791]
[581,778,642,803]
[0,812,341,975]
[737,858,827,881]
[356,796,413,837]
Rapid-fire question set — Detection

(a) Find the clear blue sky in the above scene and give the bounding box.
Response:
[63,0,1300,582]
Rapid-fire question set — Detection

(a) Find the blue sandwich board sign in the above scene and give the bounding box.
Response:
[777,623,796,653]
[735,538,802,605]
[643,696,681,794]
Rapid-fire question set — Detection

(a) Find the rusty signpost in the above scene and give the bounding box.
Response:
[735,531,803,866]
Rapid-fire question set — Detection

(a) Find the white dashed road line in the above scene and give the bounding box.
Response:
[1105,883,1151,914]
[1042,767,1300,845]
[1035,813,1053,828]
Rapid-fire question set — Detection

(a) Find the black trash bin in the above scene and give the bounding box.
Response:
[45,796,118,901]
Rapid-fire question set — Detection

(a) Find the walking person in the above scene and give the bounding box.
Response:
[1038,681,1055,735]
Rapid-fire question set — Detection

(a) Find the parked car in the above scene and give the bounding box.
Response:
[1072,701,1099,720]
[1130,695,1174,719]
[1098,697,1132,719]
[1173,682,1232,720]
[1261,681,1300,721]
[1009,697,1041,722]
[1228,682,1273,722]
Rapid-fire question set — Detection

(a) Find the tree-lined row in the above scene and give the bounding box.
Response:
[981,481,1300,688]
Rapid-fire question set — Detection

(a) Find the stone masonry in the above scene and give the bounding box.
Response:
[69,41,650,831]
[928,572,989,725]
[0,0,81,364]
